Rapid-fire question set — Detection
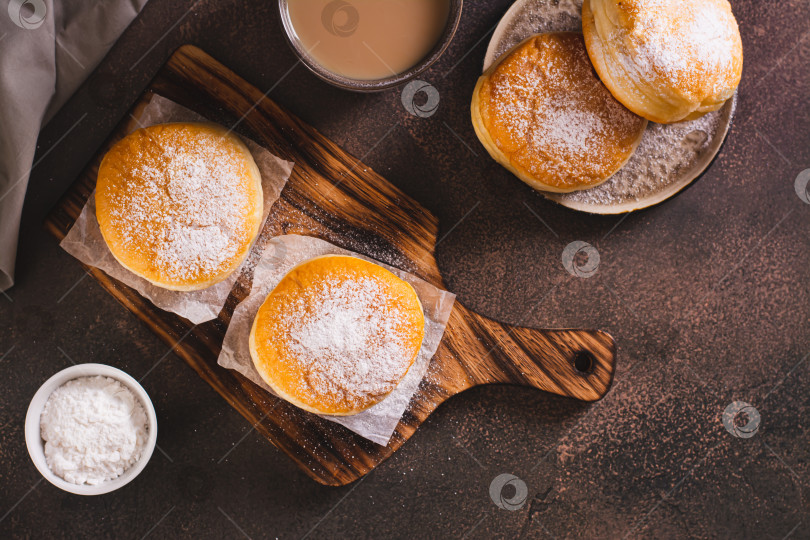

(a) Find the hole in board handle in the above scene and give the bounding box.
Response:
[573,351,595,374]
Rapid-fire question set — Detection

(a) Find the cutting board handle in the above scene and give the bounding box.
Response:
[440,304,616,402]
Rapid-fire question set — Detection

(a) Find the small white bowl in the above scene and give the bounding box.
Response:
[25,363,158,496]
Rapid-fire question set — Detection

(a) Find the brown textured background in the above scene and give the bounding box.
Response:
[1,0,809,537]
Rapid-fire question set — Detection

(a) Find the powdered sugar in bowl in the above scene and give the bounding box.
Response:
[25,364,157,495]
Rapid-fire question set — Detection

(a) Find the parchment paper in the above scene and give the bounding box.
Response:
[218,235,456,446]
[60,95,294,324]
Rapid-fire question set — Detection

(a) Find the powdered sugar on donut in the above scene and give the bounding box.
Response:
[250,256,427,415]
[280,274,417,409]
[98,124,261,285]
[617,0,740,93]
[484,33,646,188]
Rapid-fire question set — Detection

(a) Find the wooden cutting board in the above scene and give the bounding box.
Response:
[45,45,616,486]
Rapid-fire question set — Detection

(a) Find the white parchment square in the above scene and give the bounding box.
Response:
[218,234,456,446]
[60,95,294,324]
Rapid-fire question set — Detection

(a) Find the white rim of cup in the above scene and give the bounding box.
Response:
[24,363,158,495]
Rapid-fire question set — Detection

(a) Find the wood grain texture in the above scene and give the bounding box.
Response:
[45,45,616,486]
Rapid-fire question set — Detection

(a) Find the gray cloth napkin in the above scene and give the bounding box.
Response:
[0,0,148,291]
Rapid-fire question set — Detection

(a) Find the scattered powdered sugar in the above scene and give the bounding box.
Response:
[538,102,606,158]
[485,0,583,67]
[40,376,148,486]
[156,224,232,279]
[557,103,731,206]
[279,274,414,408]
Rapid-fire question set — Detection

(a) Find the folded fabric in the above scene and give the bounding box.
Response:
[0,0,148,291]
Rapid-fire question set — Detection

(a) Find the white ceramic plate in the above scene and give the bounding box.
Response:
[25,363,157,496]
[482,0,736,214]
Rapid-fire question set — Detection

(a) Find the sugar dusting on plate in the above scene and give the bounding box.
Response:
[559,104,733,206]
